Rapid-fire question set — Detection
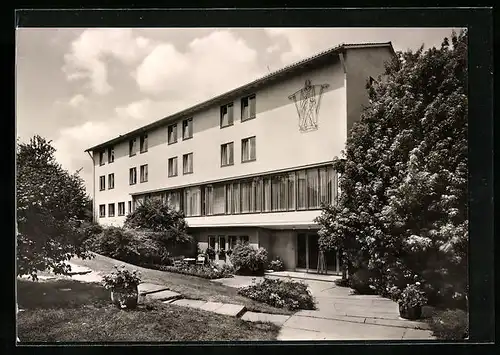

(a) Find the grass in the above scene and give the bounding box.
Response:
[70,253,294,315]
[426,308,468,340]
[17,278,279,342]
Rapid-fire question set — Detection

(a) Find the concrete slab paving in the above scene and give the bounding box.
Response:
[200,301,225,312]
[213,303,246,317]
[402,328,436,340]
[277,327,333,341]
[241,312,292,326]
[146,290,181,301]
[171,299,207,308]
[138,283,169,295]
[367,317,431,330]
[281,316,407,340]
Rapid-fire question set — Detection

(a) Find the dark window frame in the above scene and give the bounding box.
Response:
[107,146,114,163]
[129,167,137,185]
[99,175,106,191]
[129,138,137,157]
[118,202,125,216]
[220,102,234,128]
[140,133,148,153]
[241,136,256,163]
[168,157,178,177]
[108,173,114,190]
[183,153,194,175]
[140,164,148,183]
[108,203,115,217]
[182,118,193,140]
[99,204,106,218]
[241,94,256,122]
[221,142,234,167]
[167,124,178,145]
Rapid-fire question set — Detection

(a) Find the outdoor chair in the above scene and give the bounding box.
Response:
[172,255,185,267]
[196,254,206,266]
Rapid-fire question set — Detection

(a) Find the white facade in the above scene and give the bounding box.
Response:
[87,43,395,272]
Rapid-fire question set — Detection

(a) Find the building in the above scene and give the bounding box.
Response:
[85,42,395,274]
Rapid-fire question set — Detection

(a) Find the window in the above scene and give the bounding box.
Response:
[166,190,181,211]
[327,166,339,205]
[208,236,216,249]
[241,94,256,121]
[297,170,307,210]
[232,182,240,214]
[99,204,106,217]
[140,134,148,153]
[307,168,320,209]
[221,142,234,167]
[168,124,177,144]
[182,118,193,140]
[263,177,271,212]
[108,173,114,189]
[168,157,178,177]
[241,136,256,162]
[271,175,288,212]
[229,235,249,248]
[205,184,226,215]
[99,151,105,166]
[118,202,125,216]
[220,103,234,128]
[99,175,105,191]
[108,203,115,217]
[129,167,137,185]
[288,173,296,210]
[183,153,193,174]
[107,146,114,163]
[254,179,263,213]
[128,201,132,214]
[241,180,254,213]
[184,186,201,216]
[140,164,148,183]
[129,138,137,156]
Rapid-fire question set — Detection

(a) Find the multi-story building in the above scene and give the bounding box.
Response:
[85,42,395,274]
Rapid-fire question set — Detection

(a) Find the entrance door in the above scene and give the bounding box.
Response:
[297,233,307,269]
[308,234,319,271]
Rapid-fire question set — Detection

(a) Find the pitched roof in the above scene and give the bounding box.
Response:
[85,41,394,152]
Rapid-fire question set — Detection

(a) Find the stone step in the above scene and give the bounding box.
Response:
[241,311,291,326]
[138,283,170,295]
[145,290,182,301]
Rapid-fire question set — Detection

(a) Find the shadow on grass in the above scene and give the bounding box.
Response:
[17,279,109,310]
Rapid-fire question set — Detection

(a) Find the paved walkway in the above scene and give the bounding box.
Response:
[37,262,435,340]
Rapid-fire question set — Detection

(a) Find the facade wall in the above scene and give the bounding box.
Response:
[270,230,297,271]
[93,58,347,226]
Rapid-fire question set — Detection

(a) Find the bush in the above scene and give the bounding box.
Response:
[268,257,285,271]
[349,268,377,294]
[334,278,350,288]
[428,309,468,340]
[149,262,234,280]
[238,278,315,310]
[230,243,268,276]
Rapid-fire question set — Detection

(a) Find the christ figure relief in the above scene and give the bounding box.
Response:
[288,79,329,132]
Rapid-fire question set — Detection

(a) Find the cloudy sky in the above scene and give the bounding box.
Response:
[16,27,459,194]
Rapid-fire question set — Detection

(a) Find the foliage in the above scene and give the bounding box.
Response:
[238,278,315,310]
[268,257,285,271]
[230,243,268,276]
[90,226,170,266]
[315,30,468,306]
[334,278,350,288]
[102,265,141,290]
[349,268,377,294]
[398,283,428,307]
[16,135,94,280]
[428,308,468,340]
[124,198,191,246]
[205,247,216,259]
[151,262,234,279]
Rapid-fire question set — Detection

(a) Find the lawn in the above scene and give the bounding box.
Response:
[17,278,280,342]
[69,253,294,315]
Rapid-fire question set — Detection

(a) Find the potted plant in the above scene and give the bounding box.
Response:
[102,265,141,309]
[398,283,428,320]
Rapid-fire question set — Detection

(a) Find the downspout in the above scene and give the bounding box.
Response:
[86,151,96,223]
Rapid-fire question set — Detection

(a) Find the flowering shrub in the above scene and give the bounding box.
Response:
[230,243,268,276]
[398,283,428,308]
[428,309,468,340]
[102,265,141,290]
[268,257,285,271]
[238,278,315,310]
[150,262,234,279]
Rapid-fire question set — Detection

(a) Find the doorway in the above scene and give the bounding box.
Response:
[296,232,340,274]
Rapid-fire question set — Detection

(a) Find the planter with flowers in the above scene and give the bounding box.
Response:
[397,283,428,320]
[102,265,141,309]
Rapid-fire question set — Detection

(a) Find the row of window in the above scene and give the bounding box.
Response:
[99,201,131,218]
[133,165,339,217]
[221,136,256,166]
[97,94,257,166]
[208,235,250,251]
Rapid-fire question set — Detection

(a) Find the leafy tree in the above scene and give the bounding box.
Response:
[124,198,192,247]
[17,135,94,279]
[315,30,468,306]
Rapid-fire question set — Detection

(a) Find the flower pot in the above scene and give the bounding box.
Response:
[398,302,422,320]
[111,284,139,309]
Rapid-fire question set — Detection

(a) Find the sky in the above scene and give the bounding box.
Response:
[16,27,460,195]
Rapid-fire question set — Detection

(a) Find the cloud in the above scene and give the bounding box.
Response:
[135,30,265,104]
[265,28,325,65]
[63,29,153,95]
[68,94,87,107]
[266,43,280,54]
[114,98,185,121]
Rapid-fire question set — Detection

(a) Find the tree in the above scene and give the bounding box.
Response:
[17,135,94,279]
[124,198,192,247]
[315,30,468,306]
